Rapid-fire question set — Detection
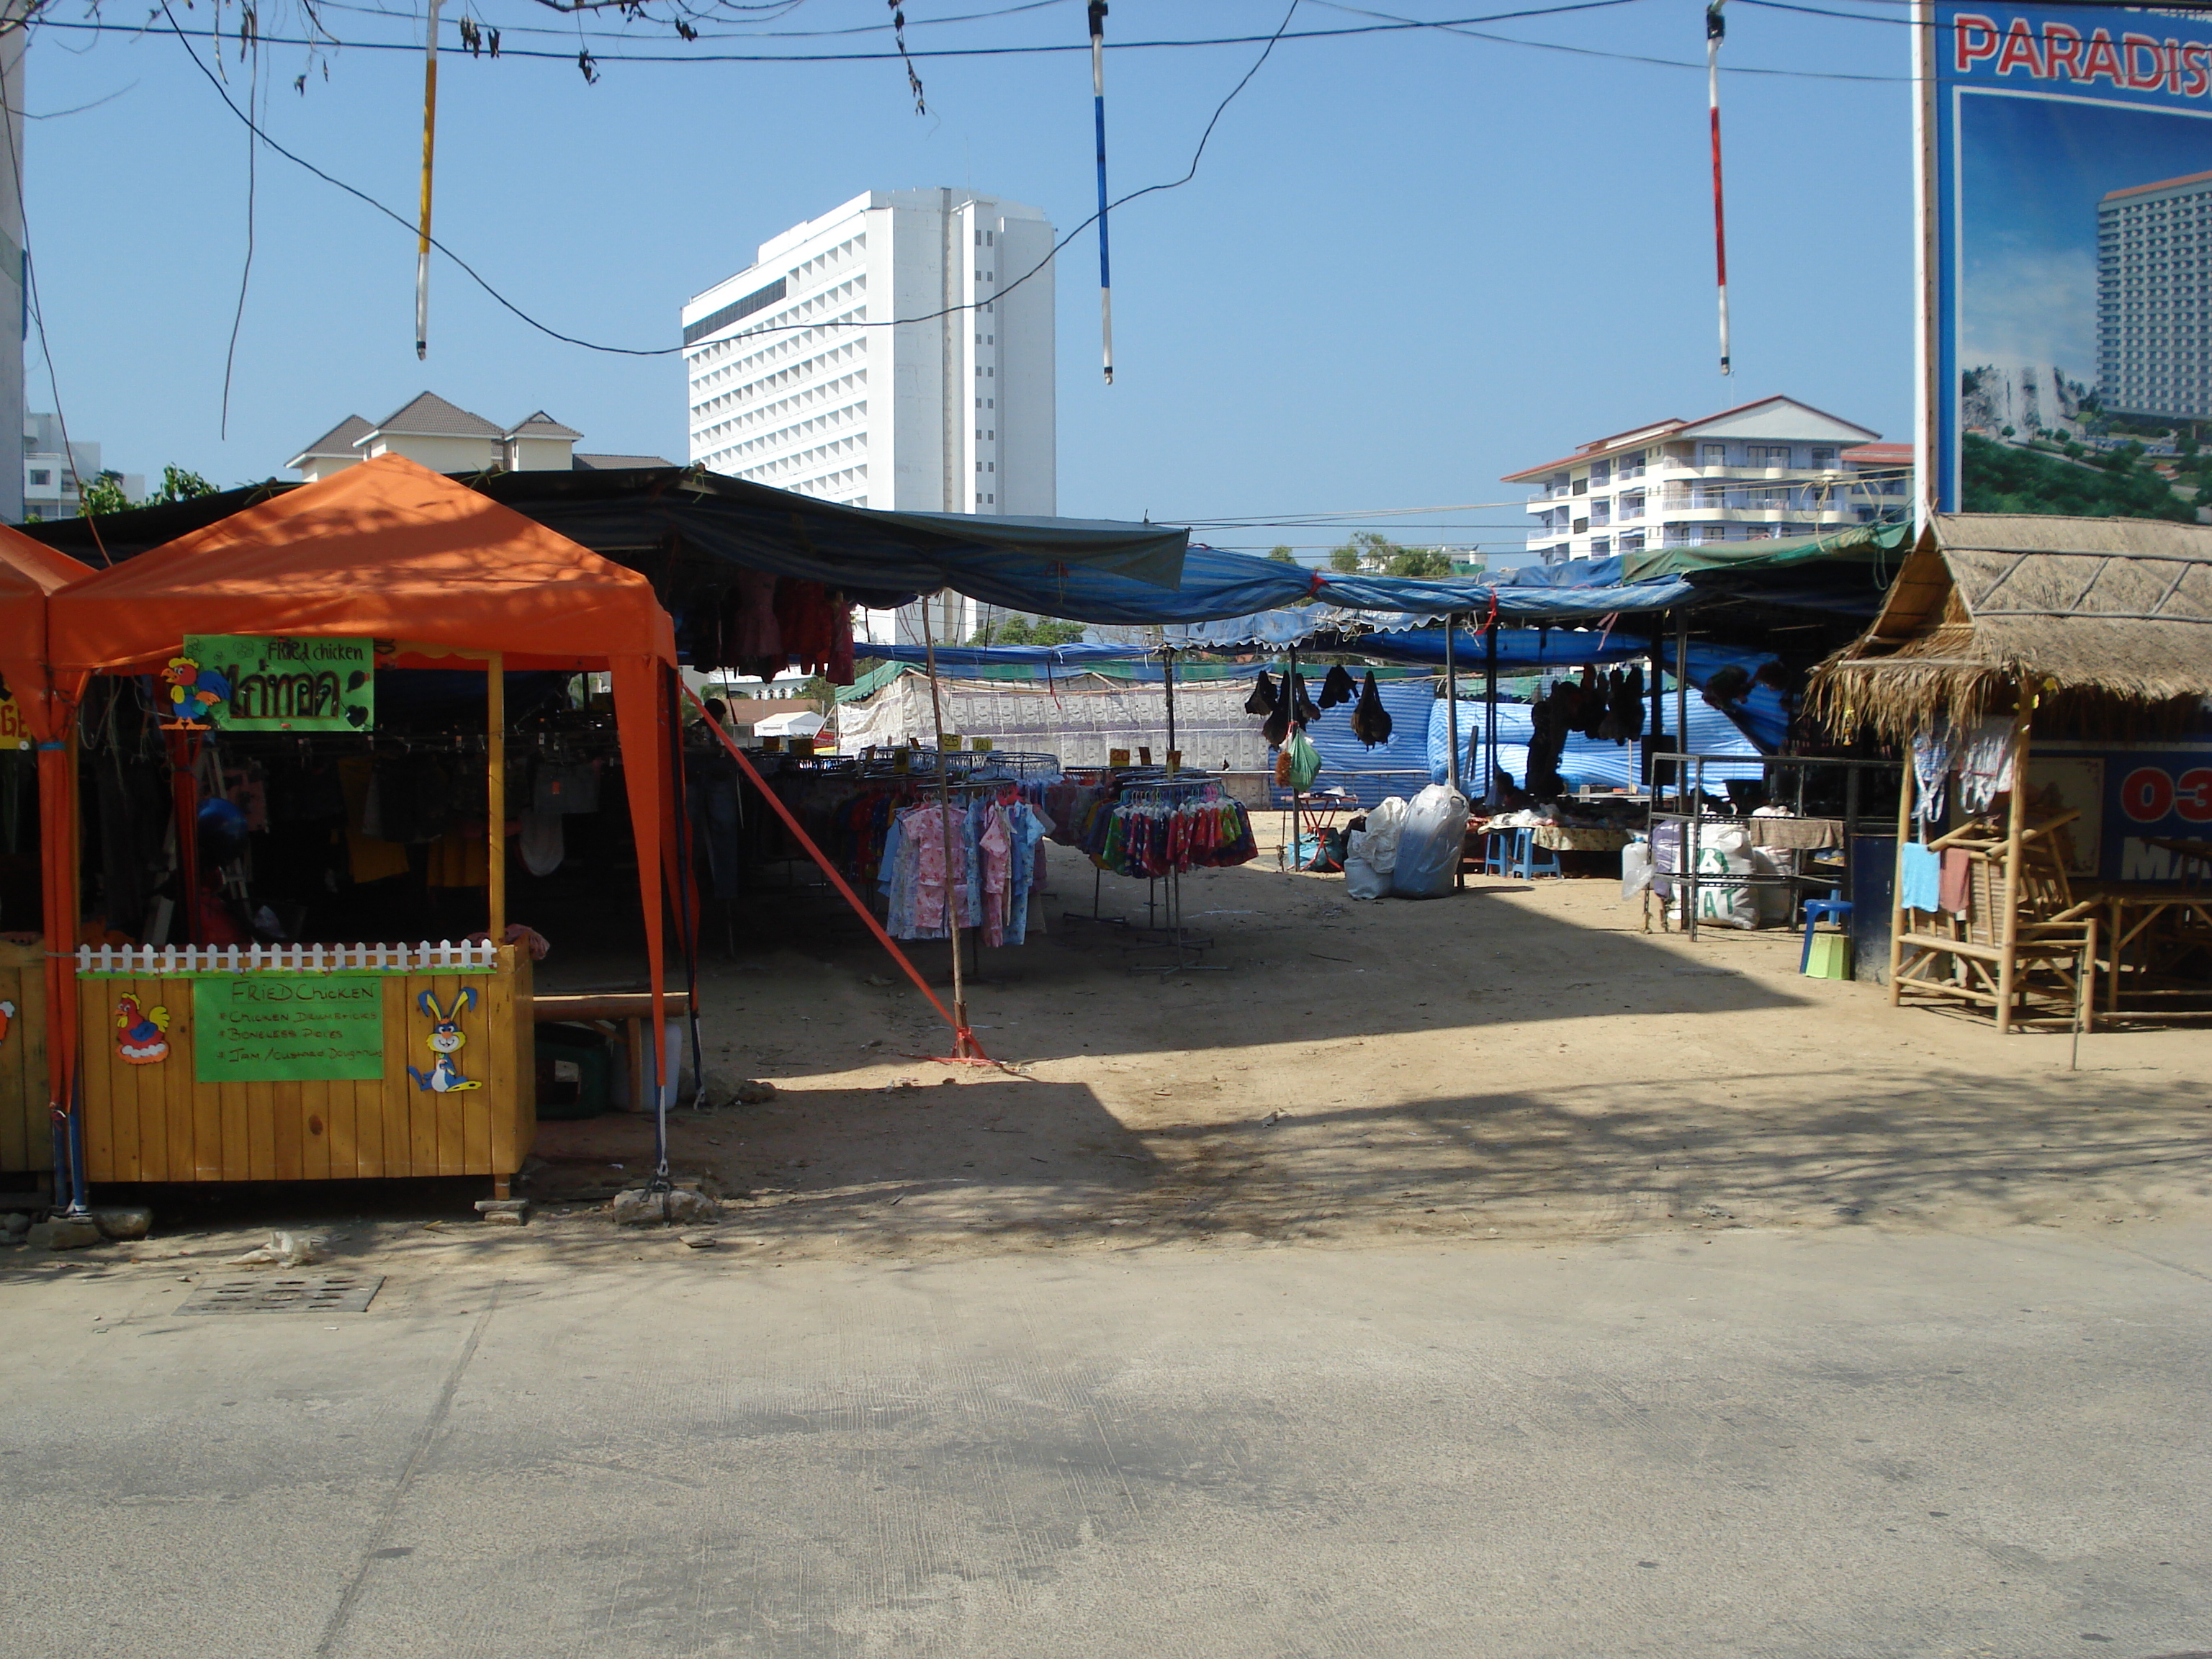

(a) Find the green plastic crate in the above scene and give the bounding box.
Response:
[1804,931,1852,981]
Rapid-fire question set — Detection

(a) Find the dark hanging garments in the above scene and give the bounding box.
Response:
[1580,663,1609,739]
[1244,671,1279,716]
[1318,664,1357,710]
[1350,671,1393,747]
[1623,665,1645,739]
[1290,673,1320,725]
[1525,683,1571,800]
[1261,702,1292,750]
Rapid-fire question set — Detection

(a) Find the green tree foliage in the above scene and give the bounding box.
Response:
[968,614,1086,647]
[1961,433,2194,522]
[1327,531,1455,577]
[1384,546,1455,577]
[79,464,220,517]
[1265,544,1298,564]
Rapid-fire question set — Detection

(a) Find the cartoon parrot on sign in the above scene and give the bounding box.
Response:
[161,655,233,723]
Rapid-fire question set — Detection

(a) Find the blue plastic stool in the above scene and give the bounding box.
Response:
[1799,897,1853,972]
[1480,827,1512,877]
[1510,827,1563,880]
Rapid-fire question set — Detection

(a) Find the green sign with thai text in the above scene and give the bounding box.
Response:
[174,635,374,732]
[193,974,387,1082]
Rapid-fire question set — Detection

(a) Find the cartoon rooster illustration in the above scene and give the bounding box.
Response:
[115,994,171,1065]
[160,655,233,724]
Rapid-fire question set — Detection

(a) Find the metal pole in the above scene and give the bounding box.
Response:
[1089,0,1114,385]
[485,652,504,940]
[1163,647,1177,759]
[1707,0,1731,377]
[1674,608,1691,813]
[1648,619,1665,790]
[920,603,974,1056]
[415,0,441,358]
[1286,644,1299,870]
[1484,619,1499,807]
[1444,615,1462,796]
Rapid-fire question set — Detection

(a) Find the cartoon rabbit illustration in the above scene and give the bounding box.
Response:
[406,988,483,1093]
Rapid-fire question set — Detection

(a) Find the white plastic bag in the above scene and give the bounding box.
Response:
[1344,855,1390,901]
[1671,824,1758,929]
[1391,785,1469,899]
[1620,837,1653,901]
[1748,846,1797,924]
[1347,796,1409,876]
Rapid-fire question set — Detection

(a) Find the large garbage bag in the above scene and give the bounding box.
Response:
[1349,796,1408,873]
[1391,784,1468,899]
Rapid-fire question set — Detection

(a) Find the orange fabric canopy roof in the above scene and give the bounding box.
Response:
[41,456,685,1161]
[48,454,676,674]
[0,526,91,742]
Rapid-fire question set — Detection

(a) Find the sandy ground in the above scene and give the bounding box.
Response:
[78,822,2209,1275]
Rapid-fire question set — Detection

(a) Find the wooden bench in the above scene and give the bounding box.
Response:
[533,990,694,1111]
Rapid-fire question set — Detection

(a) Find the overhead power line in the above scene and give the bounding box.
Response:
[30,1,1652,62]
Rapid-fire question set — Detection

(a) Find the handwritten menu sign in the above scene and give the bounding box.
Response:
[179,635,374,732]
[194,974,386,1082]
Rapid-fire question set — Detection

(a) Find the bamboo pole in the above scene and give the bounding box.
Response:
[1888,736,1913,1004]
[1993,678,2034,1035]
[486,653,505,940]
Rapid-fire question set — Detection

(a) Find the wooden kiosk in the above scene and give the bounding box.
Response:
[0,528,92,1177]
[42,457,681,1195]
[1813,513,2212,1033]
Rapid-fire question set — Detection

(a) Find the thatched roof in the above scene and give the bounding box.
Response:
[1809,513,2212,737]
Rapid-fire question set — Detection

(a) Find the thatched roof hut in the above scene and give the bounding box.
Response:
[1809,512,2212,739]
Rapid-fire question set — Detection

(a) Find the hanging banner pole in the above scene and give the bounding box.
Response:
[1707,0,1730,377]
[415,0,442,360]
[1090,0,1114,385]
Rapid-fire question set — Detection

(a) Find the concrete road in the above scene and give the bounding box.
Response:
[4,1224,2209,1659]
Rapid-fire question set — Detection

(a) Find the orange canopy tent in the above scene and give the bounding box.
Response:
[45,455,683,1159]
[0,528,93,1179]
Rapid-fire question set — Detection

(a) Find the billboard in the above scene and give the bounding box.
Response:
[1924,2,2212,519]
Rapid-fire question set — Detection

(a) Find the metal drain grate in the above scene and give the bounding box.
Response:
[179,1274,384,1315]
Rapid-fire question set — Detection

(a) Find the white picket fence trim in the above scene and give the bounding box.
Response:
[75,939,500,974]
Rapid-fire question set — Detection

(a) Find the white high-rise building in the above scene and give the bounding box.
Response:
[1503,396,1907,562]
[2099,169,2212,421]
[682,190,1056,644]
[0,9,30,523]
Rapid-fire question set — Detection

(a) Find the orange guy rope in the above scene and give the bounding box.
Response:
[678,684,996,1065]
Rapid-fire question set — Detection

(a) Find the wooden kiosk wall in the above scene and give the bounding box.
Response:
[0,938,50,1172]
[76,945,534,1183]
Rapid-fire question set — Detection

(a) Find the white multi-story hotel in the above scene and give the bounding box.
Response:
[2098,168,2212,422]
[682,190,1057,644]
[1502,396,1910,562]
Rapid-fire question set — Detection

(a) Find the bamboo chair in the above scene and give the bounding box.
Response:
[1892,809,2099,1033]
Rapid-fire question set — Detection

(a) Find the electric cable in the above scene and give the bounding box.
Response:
[157,0,1318,357]
[30,0,1660,64]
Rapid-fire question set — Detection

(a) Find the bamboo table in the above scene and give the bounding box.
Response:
[2080,884,2212,1015]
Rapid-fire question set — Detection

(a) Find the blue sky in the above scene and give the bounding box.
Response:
[1961,90,2212,379]
[21,0,1914,555]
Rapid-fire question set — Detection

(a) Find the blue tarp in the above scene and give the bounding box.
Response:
[1426,695,1763,791]
[852,641,1153,670]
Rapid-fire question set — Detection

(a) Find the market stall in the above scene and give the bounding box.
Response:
[42,456,680,1195]
[1812,513,2212,1031]
[0,529,92,1177]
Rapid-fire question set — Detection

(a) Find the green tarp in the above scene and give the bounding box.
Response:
[1620,519,1913,584]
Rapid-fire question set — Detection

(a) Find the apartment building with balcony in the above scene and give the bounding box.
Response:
[1501,397,1909,562]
